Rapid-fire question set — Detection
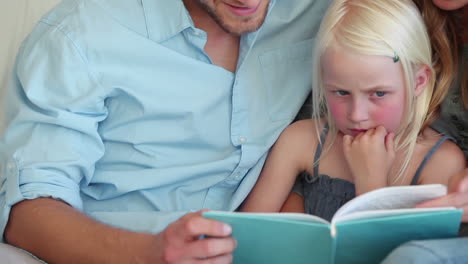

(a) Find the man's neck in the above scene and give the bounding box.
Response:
[183,0,240,72]
[183,0,228,38]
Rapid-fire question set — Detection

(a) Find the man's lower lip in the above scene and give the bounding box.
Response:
[225,3,259,16]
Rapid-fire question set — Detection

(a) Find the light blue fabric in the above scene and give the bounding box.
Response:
[0,0,330,239]
[381,238,468,264]
[0,243,44,264]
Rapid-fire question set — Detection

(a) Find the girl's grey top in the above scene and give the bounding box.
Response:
[292,124,452,222]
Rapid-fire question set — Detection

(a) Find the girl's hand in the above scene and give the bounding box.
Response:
[343,126,395,195]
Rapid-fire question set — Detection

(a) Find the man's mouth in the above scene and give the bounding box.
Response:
[224,2,260,17]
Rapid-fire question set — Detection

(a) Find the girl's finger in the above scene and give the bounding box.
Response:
[343,134,352,153]
[385,132,395,153]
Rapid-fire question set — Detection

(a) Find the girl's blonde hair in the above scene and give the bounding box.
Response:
[312,0,436,183]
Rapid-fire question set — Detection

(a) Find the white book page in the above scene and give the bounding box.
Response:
[332,184,447,222]
[222,212,330,225]
[333,207,455,224]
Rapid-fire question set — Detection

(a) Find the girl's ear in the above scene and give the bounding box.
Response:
[414,65,431,97]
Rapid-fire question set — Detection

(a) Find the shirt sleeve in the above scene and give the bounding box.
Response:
[0,21,108,241]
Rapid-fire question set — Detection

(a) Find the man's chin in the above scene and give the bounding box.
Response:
[217,18,265,35]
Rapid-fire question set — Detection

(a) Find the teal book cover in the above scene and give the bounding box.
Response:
[203,184,462,264]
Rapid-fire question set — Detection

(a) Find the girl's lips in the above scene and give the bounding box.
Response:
[350,129,368,136]
[225,2,259,17]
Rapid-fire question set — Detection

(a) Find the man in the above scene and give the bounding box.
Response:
[0,0,329,263]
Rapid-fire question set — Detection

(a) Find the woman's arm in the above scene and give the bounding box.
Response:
[241,120,317,212]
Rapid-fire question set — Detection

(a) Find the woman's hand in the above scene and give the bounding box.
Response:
[343,126,395,195]
[416,168,468,222]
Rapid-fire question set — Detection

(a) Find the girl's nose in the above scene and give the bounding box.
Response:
[349,100,369,123]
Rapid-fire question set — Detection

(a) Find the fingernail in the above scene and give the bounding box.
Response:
[223,224,232,235]
[459,178,468,192]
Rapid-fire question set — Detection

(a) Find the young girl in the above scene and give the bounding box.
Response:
[241,0,466,219]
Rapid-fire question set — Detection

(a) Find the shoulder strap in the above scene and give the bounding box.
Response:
[410,135,453,185]
[313,123,329,176]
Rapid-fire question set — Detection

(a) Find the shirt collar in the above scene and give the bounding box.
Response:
[141,0,277,43]
[141,0,193,43]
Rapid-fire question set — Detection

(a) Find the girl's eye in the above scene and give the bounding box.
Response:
[375,91,386,97]
[336,90,349,96]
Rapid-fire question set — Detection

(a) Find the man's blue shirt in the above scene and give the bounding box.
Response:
[0,0,329,236]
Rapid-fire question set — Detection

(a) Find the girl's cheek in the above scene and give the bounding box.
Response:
[373,104,404,130]
[328,99,347,121]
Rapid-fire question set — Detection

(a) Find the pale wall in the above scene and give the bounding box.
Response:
[0,0,60,135]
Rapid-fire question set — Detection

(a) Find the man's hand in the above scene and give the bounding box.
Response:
[157,210,237,263]
[416,168,468,222]
[343,126,395,195]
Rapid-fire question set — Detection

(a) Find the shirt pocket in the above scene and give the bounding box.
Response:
[259,38,315,122]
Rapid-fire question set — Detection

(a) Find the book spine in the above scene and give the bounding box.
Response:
[331,234,337,264]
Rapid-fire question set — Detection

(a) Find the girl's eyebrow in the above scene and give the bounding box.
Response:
[324,83,346,89]
[324,83,394,90]
[365,85,394,91]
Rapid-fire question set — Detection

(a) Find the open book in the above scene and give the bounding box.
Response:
[203,184,462,264]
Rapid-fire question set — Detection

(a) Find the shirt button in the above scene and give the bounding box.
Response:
[7,162,14,170]
[239,136,247,144]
